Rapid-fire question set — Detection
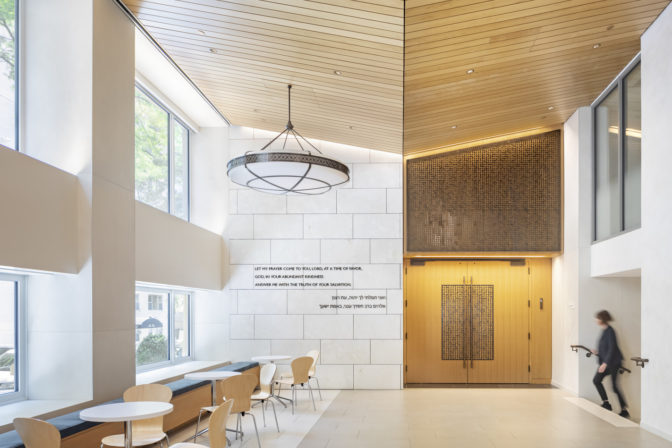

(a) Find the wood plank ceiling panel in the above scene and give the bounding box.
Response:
[123,0,669,155]
[123,0,404,153]
[404,0,670,154]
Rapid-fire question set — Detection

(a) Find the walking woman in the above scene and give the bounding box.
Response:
[591,310,629,418]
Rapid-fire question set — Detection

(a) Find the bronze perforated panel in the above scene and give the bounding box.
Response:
[470,285,494,361]
[407,131,561,252]
[441,285,467,360]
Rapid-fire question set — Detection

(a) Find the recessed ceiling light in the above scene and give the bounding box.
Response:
[466,68,475,74]
[548,106,555,111]
[593,43,601,49]
[334,70,342,75]
[451,125,458,129]
[209,48,217,53]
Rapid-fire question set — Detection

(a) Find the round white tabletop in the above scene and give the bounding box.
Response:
[79,401,173,423]
[184,371,241,381]
[251,355,291,363]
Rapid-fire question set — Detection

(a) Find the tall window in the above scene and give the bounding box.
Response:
[0,275,22,403]
[135,288,192,370]
[135,85,190,220]
[0,0,18,150]
[593,56,641,241]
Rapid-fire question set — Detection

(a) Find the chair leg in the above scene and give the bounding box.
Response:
[249,412,262,448]
[307,382,317,411]
[270,399,280,432]
[261,399,267,426]
[194,409,204,441]
[292,385,296,415]
[314,376,323,400]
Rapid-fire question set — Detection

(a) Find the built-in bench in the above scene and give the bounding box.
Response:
[0,361,259,448]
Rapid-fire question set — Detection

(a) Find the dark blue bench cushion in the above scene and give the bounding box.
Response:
[0,361,259,448]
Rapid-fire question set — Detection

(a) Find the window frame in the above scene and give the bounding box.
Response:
[591,53,641,243]
[134,83,191,221]
[135,286,194,373]
[0,273,25,405]
[0,0,20,152]
[13,0,19,151]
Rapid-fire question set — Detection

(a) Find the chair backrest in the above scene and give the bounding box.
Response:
[259,363,277,395]
[306,350,320,376]
[220,374,257,414]
[123,383,173,433]
[291,356,313,384]
[209,399,234,448]
[14,418,61,448]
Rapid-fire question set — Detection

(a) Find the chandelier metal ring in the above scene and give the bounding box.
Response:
[226,84,351,195]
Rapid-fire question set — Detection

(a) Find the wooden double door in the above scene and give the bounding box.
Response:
[404,259,551,384]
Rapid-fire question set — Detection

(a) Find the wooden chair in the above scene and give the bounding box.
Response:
[170,399,234,448]
[222,374,262,448]
[251,363,280,432]
[101,383,173,448]
[306,350,323,400]
[275,356,316,415]
[14,418,61,448]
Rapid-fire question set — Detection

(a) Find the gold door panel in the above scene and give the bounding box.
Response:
[406,261,467,383]
[466,261,529,383]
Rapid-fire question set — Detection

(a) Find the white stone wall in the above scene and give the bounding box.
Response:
[641,2,672,440]
[224,126,403,389]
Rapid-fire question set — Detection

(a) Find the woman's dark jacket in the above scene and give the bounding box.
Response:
[598,325,624,367]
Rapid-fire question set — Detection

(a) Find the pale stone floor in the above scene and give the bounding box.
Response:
[169,388,672,448]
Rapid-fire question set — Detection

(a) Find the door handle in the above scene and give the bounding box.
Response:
[463,276,467,369]
[539,297,544,310]
[469,276,473,369]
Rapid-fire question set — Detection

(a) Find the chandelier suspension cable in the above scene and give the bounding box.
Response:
[252,85,323,155]
[287,84,292,128]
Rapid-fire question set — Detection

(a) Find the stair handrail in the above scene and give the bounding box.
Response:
[571,345,632,374]
[570,344,593,357]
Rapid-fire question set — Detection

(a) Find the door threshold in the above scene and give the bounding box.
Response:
[405,383,555,389]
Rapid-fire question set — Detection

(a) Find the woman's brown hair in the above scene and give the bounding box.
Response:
[596,310,613,324]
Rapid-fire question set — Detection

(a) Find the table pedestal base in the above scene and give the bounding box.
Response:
[124,421,132,448]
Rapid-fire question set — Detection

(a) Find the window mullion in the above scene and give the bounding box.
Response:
[618,77,626,232]
[168,116,174,216]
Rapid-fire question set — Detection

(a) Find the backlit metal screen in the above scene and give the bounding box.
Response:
[407,130,561,252]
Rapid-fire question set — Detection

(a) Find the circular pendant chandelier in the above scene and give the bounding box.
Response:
[227,85,350,195]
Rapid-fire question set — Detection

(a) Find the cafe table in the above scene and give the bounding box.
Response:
[184,370,241,407]
[80,401,173,448]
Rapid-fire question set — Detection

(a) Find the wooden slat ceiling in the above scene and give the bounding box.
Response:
[123,0,404,153]
[404,0,670,154]
[122,0,669,155]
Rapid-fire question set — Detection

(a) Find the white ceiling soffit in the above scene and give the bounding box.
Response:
[135,28,228,129]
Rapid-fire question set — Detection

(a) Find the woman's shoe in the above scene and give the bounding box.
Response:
[619,410,630,418]
[601,401,612,410]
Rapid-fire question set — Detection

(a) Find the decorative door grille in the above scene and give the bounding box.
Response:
[441,284,494,361]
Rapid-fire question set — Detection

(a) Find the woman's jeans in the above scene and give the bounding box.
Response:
[593,366,627,409]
